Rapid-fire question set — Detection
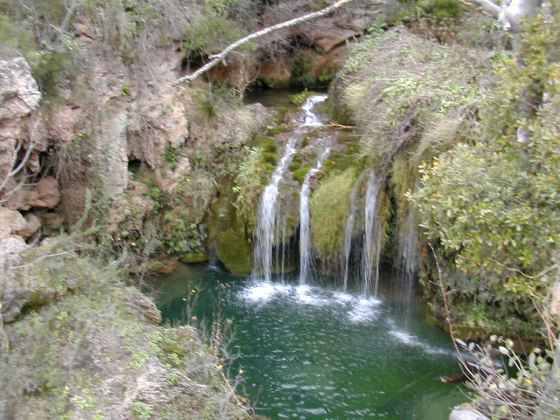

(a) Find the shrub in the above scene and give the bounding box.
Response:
[412,14,560,334]
[184,13,251,64]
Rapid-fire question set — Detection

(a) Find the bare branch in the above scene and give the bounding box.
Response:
[464,0,502,18]
[173,0,354,86]
[0,140,35,196]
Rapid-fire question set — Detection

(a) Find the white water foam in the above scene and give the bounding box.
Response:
[301,95,328,127]
[348,297,381,323]
[388,323,452,356]
[239,280,383,323]
[241,281,291,304]
[294,284,329,306]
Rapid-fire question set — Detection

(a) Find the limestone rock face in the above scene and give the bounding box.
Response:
[0,48,41,121]
[0,235,28,350]
[128,90,189,169]
[0,48,41,199]
[7,176,61,211]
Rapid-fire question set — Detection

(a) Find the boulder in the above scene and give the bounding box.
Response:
[8,176,62,211]
[0,207,26,239]
[15,213,41,238]
[28,177,61,208]
[40,212,65,232]
[0,241,86,323]
[0,235,27,268]
[0,47,41,121]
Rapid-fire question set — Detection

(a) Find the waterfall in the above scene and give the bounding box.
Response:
[342,174,363,290]
[361,171,383,295]
[299,144,331,284]
[398,209,419,303]
[253,94,328,282]
[302,95,328,127]
[253,137,298,282]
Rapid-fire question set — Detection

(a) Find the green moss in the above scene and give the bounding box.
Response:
[310,168,357,260]
[183,13,252,63]
[164,145,178,170]
[292,165,311,184]
[2,242,249,418]
[339,28,484,164]
[215,229,252,276]
[180,251,209,264]
[291,52,318,88]
[289,89,315,106]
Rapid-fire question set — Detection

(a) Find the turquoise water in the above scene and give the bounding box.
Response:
[156,265,466,419]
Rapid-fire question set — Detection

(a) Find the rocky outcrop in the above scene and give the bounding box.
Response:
[0,208,27,240]
[208,1,384,88]
[0,47,41,201]
[0,239,250,419]
[8,176,61,211]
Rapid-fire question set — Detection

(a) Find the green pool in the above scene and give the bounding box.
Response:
[156,264,467,419]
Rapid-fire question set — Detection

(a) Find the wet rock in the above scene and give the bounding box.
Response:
[180,252,209,264]
[216,228,253,276]
[148,258,179,274]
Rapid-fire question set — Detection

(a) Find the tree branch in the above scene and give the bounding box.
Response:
[466,0,502,18]
[173,0,354,86]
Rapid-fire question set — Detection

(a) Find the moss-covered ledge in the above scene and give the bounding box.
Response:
[0,238,250,419]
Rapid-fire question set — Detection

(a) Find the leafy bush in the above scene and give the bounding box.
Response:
[412,14,560,334]
[31,51,74,98]
[0,11,75,98]
[391,0,463,24]
[193,85,242,121]
[184,12,251,63]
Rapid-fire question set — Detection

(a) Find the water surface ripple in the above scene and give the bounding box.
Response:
[157,266,465,419]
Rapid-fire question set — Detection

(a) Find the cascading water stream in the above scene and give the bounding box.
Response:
[302,95,328,127]
[342,173,364,290]
[397,209,419,311]
[361,171,383,295]
[253,95,328,282]
[299,144,331,284]
[253,137,298,282]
